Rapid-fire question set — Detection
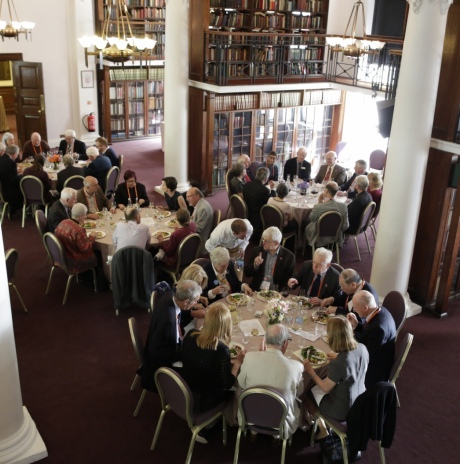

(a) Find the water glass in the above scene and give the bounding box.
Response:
[315,322,324,336]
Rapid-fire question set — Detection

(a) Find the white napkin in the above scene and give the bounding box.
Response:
[288,328,320,341]
[239,319,266,337]
[141,217,155,225]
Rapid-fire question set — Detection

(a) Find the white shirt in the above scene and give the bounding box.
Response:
[205,218,253,252]
[112,220,150,251]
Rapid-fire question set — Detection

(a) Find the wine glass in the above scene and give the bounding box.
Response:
[281,286,289,298]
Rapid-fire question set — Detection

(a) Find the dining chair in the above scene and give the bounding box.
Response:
[151,367,227,464]
[230,194,248,220]
[192,257,211,268]
[335,140,347,158]
[345,201,376,261]
[63,175,85,190]
[5,248,28,312]
[369,149,387,172]
[330,262,344,273]
[118,154,124,181]
[20,175,51,228]
[104,166,119,196]
[382,290,407,338]
[389,333,414,407]
[234,387,290,464]
[149,289,159,314]
[248,161,260,179]
[224,169,233,219]
[213,208,221,230]
[0,180,9,226]
[35,209,48,238]
[260,204,296,252]
[43,232,98,305]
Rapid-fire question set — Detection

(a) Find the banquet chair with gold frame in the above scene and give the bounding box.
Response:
[382,290,407,338]
[104,166,119,196]
[389,333,414,407]
[0,180,9,226]
[230,194,248,220]
[260,204,297,252]
[117,154,124,184]
[5,248,28,312]
[63,175,85,191]
[20,175,51,228]
[345,202,376,261]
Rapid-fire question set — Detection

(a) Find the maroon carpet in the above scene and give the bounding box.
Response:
[2,139,457,463]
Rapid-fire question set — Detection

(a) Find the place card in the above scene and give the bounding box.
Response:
[288,328,320,341]
[239,319,266,337]
[141,217,155,226]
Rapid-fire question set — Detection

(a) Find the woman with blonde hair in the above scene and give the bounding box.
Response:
[367,172,383,209]
[182,303,244,420]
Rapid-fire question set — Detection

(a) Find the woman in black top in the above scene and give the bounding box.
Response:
[114,169,150,209]
[159,176,187,211]
[182,303,244,413]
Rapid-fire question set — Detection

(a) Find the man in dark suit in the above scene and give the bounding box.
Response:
[345,175,373,235]
[56,154,84,192]
[259,151,279,182]
[59,130,87,160]
[0,145,23,216]
[337,159,367,199]
[139,280,202,391]
[203,247,252,301]
[83,147,112,192]
[314,151,347,186]
[245,226,295,291]
[243,166,276,241]
[95,136,119,167]
[288,247,341,306]
[348,290,396,388]
[47,187,77,233]
[283,146,311,182]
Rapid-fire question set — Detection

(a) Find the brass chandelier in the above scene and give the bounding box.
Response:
[0,0,35,41]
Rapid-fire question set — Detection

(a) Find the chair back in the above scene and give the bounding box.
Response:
[225,169,232,198]
[389,333,414,385]
[382,290,407,336]
[20,175,46,204]
[330,262,344,273]
[230,194,248,220]
[356,201,376,235]
[238,387,288,437]
[249,161,260,179]
[35,210,48,238]
[0,180,7,203]
[192,257,211,268]
[317,211,343,241]
[150,289,159,313]
[175,234,202,273]
[43,232,68,271]
[335,141,347,157]
[117,154,124,185]
[213,209,221,230]
[105,166,120,195]
[63,175,85,190]
[260,204,283,231]
[5,248,19,283]
[369,149,387,171]
[128,317,145,369]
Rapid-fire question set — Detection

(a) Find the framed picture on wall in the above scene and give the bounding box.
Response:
[81,70,94,88]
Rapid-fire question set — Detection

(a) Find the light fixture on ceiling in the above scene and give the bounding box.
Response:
[0,0,35,41]
[78,0,156,68]
[326,0,385,57]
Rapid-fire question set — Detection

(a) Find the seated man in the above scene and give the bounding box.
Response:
[288,247,341,306]
[21,132,50,159]
[59,129,87,160]
[95,136,119,167]
[314,151,347,186]
[337,159,367,199]
[77,176,113,219]
[0,144,23,216]
[237,323,304,439]
[139,280,202,391]
[57,154,84,192]
[47,187,77,233]
[345,175,372,235]
[54,203,98,274]
[205,218,253,258]
[259,151,279,182]
[243,166,276,241]
[238,154,253,182]
[244,226,295,291]
[322,268,379,316]
[112,207,150,251]
[283,146,311,182]
[203,247,252,301]
[83,147,112,192]
[186,187,214,256]
[348,290,396,388]
[304,181,349,249]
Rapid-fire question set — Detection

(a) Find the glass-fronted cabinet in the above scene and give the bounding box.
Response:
[255,109,275,163]
[213,113,229,186]
[275,108,295,166]
[231,111,252,165]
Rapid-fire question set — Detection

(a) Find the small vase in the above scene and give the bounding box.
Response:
[53,162,59,170]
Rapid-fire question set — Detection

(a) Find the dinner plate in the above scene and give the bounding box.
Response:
[226,293,250,305]
[322,335,329,344]
[311,310,330,325]
[229,342,244,359]
[86,230,106,239]
[257,290,281,302]
[165,219,178,228]
[290,296,313,307]
[293,347,328,367]
[156,230,171,239]
[161,210,172,217]
[82,221,97,229]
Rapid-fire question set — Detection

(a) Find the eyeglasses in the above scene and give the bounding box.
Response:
[262,239,274,244]
[186,194,198,199]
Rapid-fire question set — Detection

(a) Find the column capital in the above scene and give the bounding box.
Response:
[407,0,453,15]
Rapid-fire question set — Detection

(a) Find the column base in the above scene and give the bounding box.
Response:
[0,407,48,464]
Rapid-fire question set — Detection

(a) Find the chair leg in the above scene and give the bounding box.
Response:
[309,419,318,446]
[281,438,288,464]
[12,285,28,312]
[62,275,76,305]
[45,266,56,295]
[0,202,7,225]
[371,223,377,240]
[340,435,349,464]
[150,410,167,451]
[233,427,243,464]
[335,243,340,265]
[91,268,98,293]
[378,441,386,464]
[186,429,199,464]
[364,230,371,253]
[21,204,26,228]
[353,237,361,261]
[222,415,227,445]
[130,374,139,391]
[133,389,147,417]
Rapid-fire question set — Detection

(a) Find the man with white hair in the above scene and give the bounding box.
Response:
[0,141,5,156]
[237,323,304,439]
[283,146,311,182]
[288,248,341,306]
[314,151,347,186]
[59,129,87,160]
[237,154,253,182]
[57,154,84,192]
[21,132,50,159]
[244,226,295,291]
[345,175,372,235]
[83,146,112,191]
[77,176,113,219]
[47,187,77,233]
[337,159,368,199]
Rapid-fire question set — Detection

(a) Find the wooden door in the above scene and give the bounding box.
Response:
[13,61,47,147]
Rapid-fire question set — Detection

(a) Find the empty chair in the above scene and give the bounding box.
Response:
[345,202,376,261]
[0,181,9,226]
[234,387,290,464]
[63,175,85,190]
[35,209,48,238]
[382,290,407,338]
[151,367,227,464]
[43,232,97,305]
[335,140,347,157]
[261,204,296,251]
[389,333,414,407]
[104,166,119,196]
[5,248,28,312]
[20,175,52,228]
[230,194,248,220]
[369,149,387,171]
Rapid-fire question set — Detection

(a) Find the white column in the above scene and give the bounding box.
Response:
[370,0,453,313]
[163,0,189,191]
[0,229,47,464]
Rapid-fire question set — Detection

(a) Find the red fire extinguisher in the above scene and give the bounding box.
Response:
[82,112,96,132]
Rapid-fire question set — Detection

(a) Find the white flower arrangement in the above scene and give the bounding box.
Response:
[264,299,289,325]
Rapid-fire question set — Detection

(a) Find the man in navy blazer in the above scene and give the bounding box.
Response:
[96,136,119,167]
[283,146,311,182]
[348,290,396,388]
[245,227,295,291]
[288,247,341,306]
[83,147,112,191]
[139,280,202,391]
[345,175,373,235]
[47,187,77,232]
[337,159,368,200]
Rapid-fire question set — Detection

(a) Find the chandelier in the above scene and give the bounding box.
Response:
[78,0,156,67]
[0,0,35,41]
[326,0,384,58]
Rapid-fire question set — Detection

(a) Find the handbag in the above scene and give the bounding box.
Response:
[320,433,361,464]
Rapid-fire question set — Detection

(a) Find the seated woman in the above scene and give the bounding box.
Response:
[182,303,244,417]
[114,169,150,209]
[154,209,196,267]
[229,162,245,198]
[159,176,187,211]
[367,172,383,212]
[303,315,369,440]
[267,182,298,233]
[22,154,57,203]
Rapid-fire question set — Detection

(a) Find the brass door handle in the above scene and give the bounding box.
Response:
[39,94,45,113]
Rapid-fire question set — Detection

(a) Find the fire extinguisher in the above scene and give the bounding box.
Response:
[82,112,96,132]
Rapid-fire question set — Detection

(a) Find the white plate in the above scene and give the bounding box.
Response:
[165,219,178,228]
[229,342,244,359]
[322,335,329,344]
[311,310,330,325]
[161,210,172,217]
[155,230,171,239]
[257,290,281,302]
[86,230,106,239]
[226,293,250,305]
[293,347,328,367]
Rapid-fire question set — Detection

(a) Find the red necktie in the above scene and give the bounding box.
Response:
[324,166,332,181]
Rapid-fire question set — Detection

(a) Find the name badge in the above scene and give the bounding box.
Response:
[301,167,306,170]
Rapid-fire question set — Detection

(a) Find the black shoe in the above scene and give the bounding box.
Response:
[349,451,362,462]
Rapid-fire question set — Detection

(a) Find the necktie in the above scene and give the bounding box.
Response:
[67,208,71,217]
[67,144,72,154]
[310,274,322,297]
[297,162,302,177]
[324,166,332,181]
[176,314,183,342]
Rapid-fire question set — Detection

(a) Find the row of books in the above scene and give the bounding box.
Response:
[109,68,148,80]
[109,102,125,114]
[128,117,145,130]
[148,80,164,94]
[129,102,145,113]
[210,0,324,12]
[106,0,164,8]
[148,97,164,109]
[128,7,166,20]
[214,94,258,111]
[109,87,124,100]
[208,33,325,47]
[288,47,322,60]
[128,85,145,99]
[110,119,126,131]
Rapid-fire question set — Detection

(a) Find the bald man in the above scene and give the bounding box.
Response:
[22,132,50,159]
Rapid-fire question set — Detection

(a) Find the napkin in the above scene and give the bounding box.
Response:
[288,328,320,341]
[239,319,266,337]
[141,217,155,225]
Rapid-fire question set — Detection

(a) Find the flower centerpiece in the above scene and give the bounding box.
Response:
[264,299,289,325]
[297,180,309,196]
[49,154,62,170]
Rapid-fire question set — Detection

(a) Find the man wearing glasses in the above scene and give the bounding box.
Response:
[59,129,88,160]
[186,187,213,256]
